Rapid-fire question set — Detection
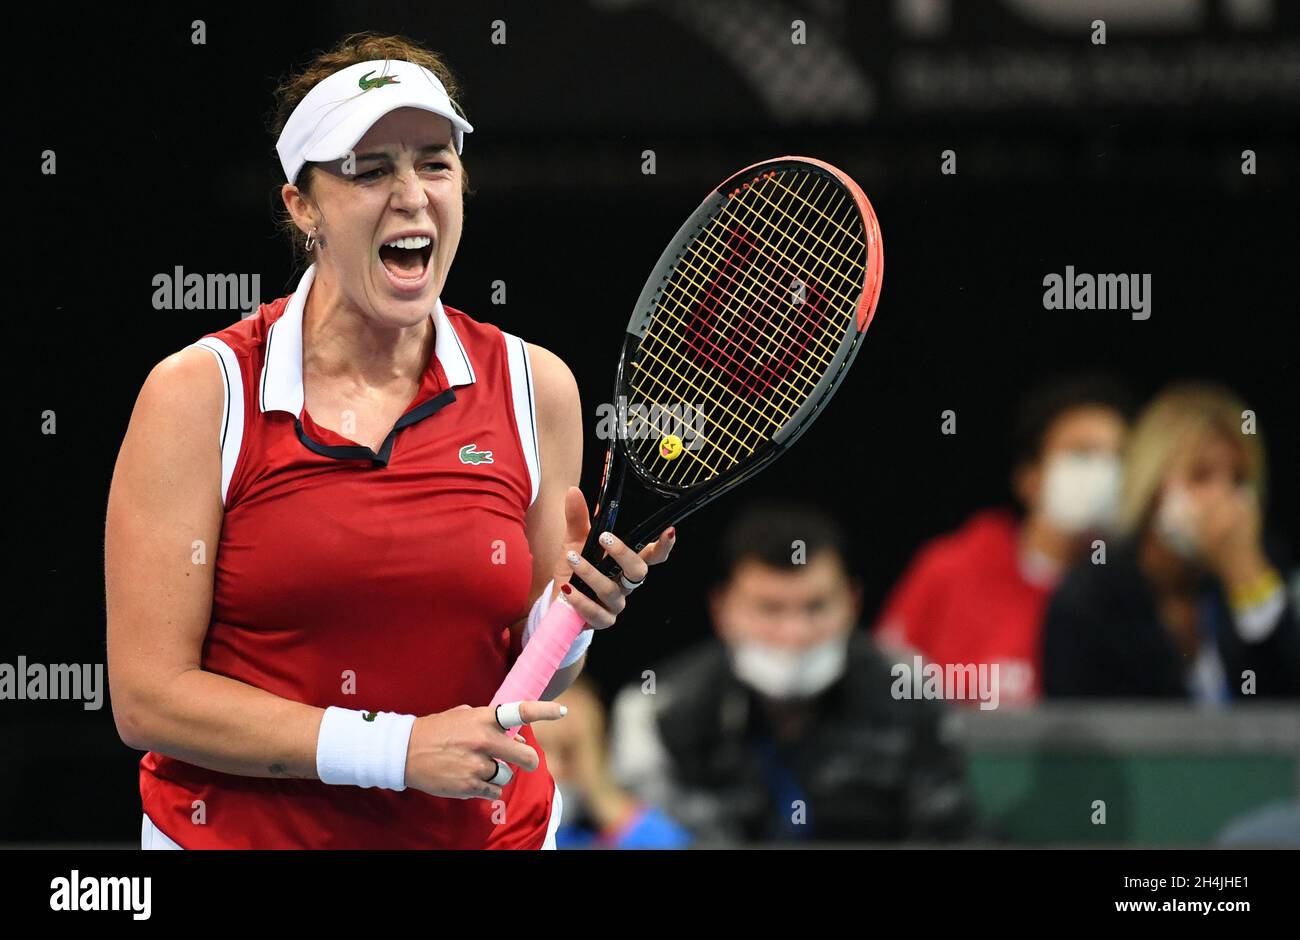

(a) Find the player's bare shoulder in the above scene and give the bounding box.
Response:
[526,343,582,439]
[133,347,225,444]
[110,346,226,507]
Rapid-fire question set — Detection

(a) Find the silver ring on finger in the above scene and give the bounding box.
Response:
[485,759,514,787]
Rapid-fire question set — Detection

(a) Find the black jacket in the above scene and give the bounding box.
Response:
[1042,541,1300,699]
[608,633,978,844]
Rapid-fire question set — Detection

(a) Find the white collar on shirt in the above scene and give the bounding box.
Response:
[258,263,476,416]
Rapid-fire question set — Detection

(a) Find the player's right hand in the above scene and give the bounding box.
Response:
[403,702,565,800]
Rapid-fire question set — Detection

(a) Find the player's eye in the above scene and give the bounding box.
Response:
[421,161,450,172]
[355,167,384,181]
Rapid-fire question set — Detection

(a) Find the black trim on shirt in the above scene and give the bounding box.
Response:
[294,388,458,468]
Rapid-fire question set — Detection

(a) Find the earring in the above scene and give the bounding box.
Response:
[305,227,319,251]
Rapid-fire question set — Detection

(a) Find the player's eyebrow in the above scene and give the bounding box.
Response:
[353,143,452,163]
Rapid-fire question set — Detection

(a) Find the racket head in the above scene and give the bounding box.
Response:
[596,156,882,550]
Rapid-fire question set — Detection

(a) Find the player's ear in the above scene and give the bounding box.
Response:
[281,183,323,241]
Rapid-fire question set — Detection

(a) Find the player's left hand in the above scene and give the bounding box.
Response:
[553,485,676,629]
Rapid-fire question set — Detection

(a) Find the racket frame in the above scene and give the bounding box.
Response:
[576,156,883,585]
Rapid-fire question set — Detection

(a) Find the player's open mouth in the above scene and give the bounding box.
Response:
[378,235,434,291]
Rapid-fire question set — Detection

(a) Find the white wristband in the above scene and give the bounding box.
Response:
[521,579,555,649]
[315,706,416,790]
[521,579,593,668]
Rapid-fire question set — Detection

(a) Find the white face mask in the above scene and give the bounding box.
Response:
[1041,452,1121,534]
[1155,486,1202,560]
[729,635,849,700]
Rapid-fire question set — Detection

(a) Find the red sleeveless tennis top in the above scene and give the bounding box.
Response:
[139,264,554,848]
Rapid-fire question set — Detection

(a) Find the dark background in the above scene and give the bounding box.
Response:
[6,0,1298,842]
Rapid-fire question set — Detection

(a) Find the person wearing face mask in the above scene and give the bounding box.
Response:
[1042,382,1300,701]
[875,376,1132,706]
[606,505,978,845]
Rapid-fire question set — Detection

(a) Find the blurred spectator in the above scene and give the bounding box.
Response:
[1043,382,1300,700]
[875,375,1132,705]
[531,678,692,849]
[608,505,977,844]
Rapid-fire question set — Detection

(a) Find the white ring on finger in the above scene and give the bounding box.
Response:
[495,702,525,731]
[619,571,645,593]
[486,759,514,787]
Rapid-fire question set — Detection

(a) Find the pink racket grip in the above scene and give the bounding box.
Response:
[489,598,588,737]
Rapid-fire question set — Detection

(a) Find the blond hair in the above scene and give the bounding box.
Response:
[267,32,471,270]
[1118,381,1267,536]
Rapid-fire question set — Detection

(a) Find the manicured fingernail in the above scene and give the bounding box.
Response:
[667,527,677,540]
[566,550,581,566]
[559,705,568,716]
[599,532,615,548]
[560,583,573,596]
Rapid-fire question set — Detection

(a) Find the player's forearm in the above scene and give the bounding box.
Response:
[113,666,324,780]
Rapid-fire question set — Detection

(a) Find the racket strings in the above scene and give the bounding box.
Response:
[628,343,764,459]
[680,171,863,402]
[681,184,840,373]
[643,173,855,428]
[716,173,866,344]
[664,239,824,414]
[628,166,866,488]
[628,176,837,452]
[630,170,862,485]
[629,228,822,464]
[747,176,868,285]
[674,175,859,471]
[680,173,865,365]
[673,177,844,396]
[621,176,852,472]
[695,170,860,409]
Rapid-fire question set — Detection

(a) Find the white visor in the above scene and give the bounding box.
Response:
[276,59,473,183]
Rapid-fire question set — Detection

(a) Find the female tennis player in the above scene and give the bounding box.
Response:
[104,33,675,849]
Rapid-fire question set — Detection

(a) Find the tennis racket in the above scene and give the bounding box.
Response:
[491,155,883,723]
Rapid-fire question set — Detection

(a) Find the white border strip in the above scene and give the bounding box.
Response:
[504,333,541,506]
[141,813,183,850]
[190,338,244,507]
[541,783,563,850]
